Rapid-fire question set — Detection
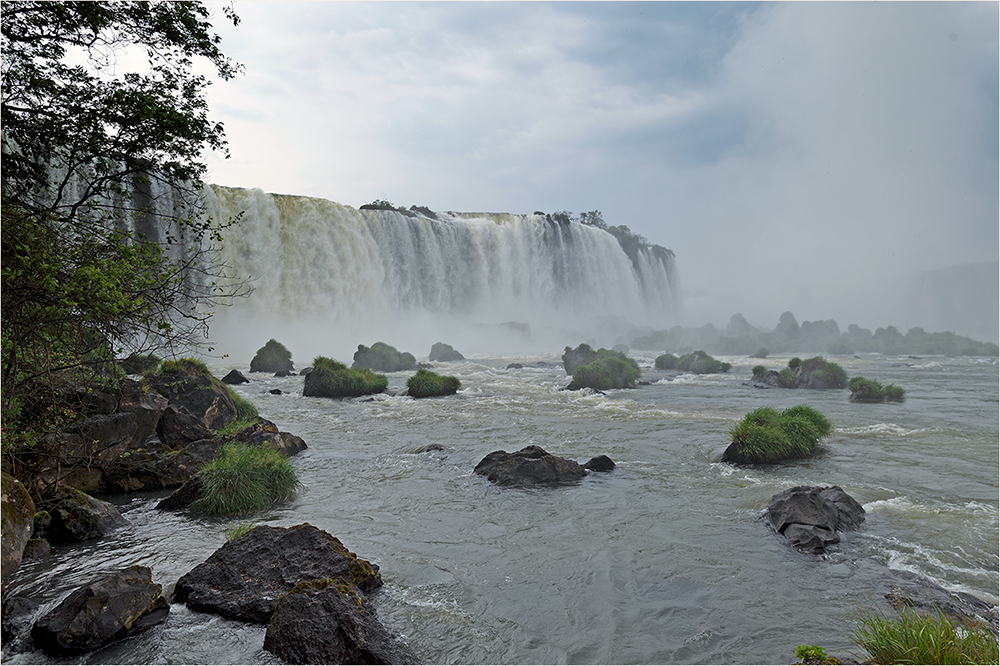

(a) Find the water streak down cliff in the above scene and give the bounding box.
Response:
[204,185,681,359]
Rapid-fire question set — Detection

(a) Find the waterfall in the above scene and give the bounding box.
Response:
[203,185,681,360]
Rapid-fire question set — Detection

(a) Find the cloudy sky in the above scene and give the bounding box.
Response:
[197,1,998,337]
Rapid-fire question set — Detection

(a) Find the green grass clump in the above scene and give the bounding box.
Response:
[191,443,299,516]
[726,405,832,463]
[158,357,212,376]
[849,376,905,403]
[799,356,847,388]
[224,522,256,541]
[851,606,998,665]
[406,368,461,398]
[655,353,678,370]
[250,339,294,373]
[752,365,767,377]
[778,367,799,388]
[304,356,388,398]
[569,353,642,390]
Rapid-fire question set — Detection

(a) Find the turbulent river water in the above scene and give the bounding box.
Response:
[5,352,998,665]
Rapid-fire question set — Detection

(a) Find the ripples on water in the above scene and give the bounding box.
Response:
[5,354,997,664]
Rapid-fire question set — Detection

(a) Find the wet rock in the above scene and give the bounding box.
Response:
[883,569,999,631]
[1,472,35,583]
[40,486,128,543]
[250,340,295,374]
[506,363,524,370]
[155,474,204,511]
[172,523,382,624]
[157,405,213,449]
[2,594,39,650]
[270,389,283,395]
[429,342,465,362]
[143,363,237,431]
[765,485,865,554]
[22,538,51,559]
[474,445,587,486]
[100,435,218,494]
[583,455,616,473]
[31,565,169,655]
[263,579,418,664]
[230,418,307,456]
[274,370,294,377]
[221,369,250,384]
[299,367,313,376]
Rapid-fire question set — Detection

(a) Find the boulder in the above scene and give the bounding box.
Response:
[583,455,616,473]
[428,342,465,362]
[250,339,295,374]
[143,362,237,431]
[40,486,128,543]
[99,436,220,493]
[474,445,589,486]
[1,472,35,583]
[230,418,308,456]
[353,342,417,373]
[263,579,418,665]
[221,369,250,384]
[172,523,382,624]
[765,485,865,554]
[115,380,169,447]
[562,343,599,374]
[155,474,204,511]
[157,405,213,449]
[31,565,169,655]
[2,594,38,649]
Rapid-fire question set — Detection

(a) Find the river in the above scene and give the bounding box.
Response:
[4,351,998,664]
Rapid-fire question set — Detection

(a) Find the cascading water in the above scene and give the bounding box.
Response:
[202,185,681,361]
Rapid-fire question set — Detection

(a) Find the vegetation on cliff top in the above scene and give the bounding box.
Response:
[567,351,642,391]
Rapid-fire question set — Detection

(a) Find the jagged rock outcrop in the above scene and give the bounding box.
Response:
[142,361,237,430]
[263,579,419,664]
[352,342,416,372]
[474,445,613,486]
[156,405,213,448]
[1,472,35,584]
[172,523,382,624]
[428,342,465,362]
[221,369,250,384]
[31,565,169,655]
[765,485,865,554]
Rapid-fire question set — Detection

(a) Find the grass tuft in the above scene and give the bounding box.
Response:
[191,443,299,516]
[727,405,831,463]
[849,376,906,403]
[304,356,388,398]
[406,368,461,398]
[851,606,999,665]
[224,522,256,541]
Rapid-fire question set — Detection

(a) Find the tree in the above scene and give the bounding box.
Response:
[1,2,249,430]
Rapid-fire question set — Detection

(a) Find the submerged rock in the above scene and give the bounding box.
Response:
[263,579,418,664]
[474,445,613,486]
[765,485,865,554]
[31,565,169,655]
[172,523,382,624]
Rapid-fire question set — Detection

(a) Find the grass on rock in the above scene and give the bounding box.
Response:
[191,443,299,516]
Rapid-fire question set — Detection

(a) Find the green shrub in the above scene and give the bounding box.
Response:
[158,357,212,376]
[789,357,802,370]
[752,365,767,377]
[800,356,847,389]
[569,353,641,390]
[675,350,730,374]
[406,368,461,398]
[726,405,831,463]
[304,356,388,398]
[655,353,678,370]
[250,339,294,373]
[352,342,416,372]
[191,443,299,516]
[851,606,998,665]
[777,367,799,388]
[849,376,906,403]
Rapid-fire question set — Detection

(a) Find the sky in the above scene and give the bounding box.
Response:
[195,1,999,340]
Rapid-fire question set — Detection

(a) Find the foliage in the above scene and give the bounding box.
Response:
[655,353,678,370]
[851,606,999,665]
[352,342,416,372]
[304,356,388,398]
[752,365,767,377]
[249,338,293,373]
[568,353,642,391]
[224,522,256,542]
[777,368,800,389]
[190,443,299,516]
[727,405,831,463]
[120,352,161,375]
[848,376,906,403]
[794,644,839,664]
[1,2,250,432]
[406,368,461,398]
[798,356,847,389]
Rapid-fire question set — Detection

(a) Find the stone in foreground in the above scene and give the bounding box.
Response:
[474,445,614,486]
[765,485,865,554]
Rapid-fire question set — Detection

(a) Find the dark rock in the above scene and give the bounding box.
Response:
[22,538,51,559]
[120,353,160,376]
[883,568,998,631]
[583,455,616,472]
[274,370,294,377]
[221,369,250,385]
[429,342,465,362]
[227,418,307,456]
[101,436,219,494]
[474,445,587,486]
[155,474,204,511]
[115,382,170,449]
[1,472,35,583]
[63,413,140,460]
[417,444,445,453]
[506,363,524,370]
[299,367,313,376]
[157,405,213,449]
[263,579,418,665]
[172,523,382,624]
[31,565,169,655]
[143,367,237,431]
[353,342,416,373]
[250,340,295,374]
[40,486,128,543]
[270,389,283,395]
[765,485,865,554]
[409,205,438,219]
[562,343,599,374]
[2,594,38,647]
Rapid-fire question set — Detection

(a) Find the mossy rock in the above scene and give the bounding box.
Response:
[352,342,416,372]
[849,376,905,403]
[250,339,294,374]
[722,405,832,464]
[406,369,461,398]
[143,359,237,430]
[1,472,35,582]
[428,342,465,362]
[304,357,388,398]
